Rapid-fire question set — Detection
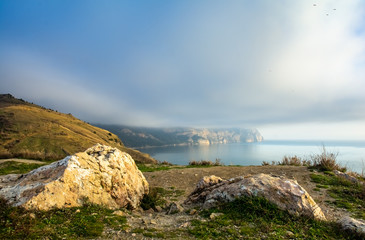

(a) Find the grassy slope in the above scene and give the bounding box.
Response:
[0,94,156,164]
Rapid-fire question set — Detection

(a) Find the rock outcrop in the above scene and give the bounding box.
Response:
[0,144,149,210]
[185,174,326,221]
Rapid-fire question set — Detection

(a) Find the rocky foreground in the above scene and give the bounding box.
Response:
[0,144,364,239]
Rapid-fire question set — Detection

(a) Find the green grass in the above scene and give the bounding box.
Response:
[310,172,365,219]
[137,163,172,172]
[0,197,128,239]
[188,196,363,239]
[0,161,46,175]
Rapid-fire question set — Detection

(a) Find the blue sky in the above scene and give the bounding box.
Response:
[1,0,365,140]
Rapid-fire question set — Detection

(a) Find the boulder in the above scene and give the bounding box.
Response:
[338,216,365,236]
[333,170,363,185]
[185,174,326,221]
[0,144,149,210]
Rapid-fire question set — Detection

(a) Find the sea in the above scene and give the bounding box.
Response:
[138,140,365,174]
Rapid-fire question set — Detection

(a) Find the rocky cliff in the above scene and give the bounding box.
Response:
[96,125,264,148]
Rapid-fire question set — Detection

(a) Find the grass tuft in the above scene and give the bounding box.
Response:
[189,158,223,166]
[263,146,347,172]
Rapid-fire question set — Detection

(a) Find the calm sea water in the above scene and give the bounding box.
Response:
[138,140,365,173]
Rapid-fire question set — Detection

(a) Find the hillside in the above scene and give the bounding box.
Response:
[0,94,156,163]
[96,125,264,148]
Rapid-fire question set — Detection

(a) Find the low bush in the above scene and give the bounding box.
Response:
[263,146,346,172]
[189,158,223,166]
[310,146,346,172]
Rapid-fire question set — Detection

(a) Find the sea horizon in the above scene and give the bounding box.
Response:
[139,139,365,174]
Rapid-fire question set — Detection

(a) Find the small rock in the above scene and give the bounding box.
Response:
[113,210,124,216]
[189,209,197,215]
[155,206,163,212]
[166,202,183,215]
[142,218,149,224]
[180,222,191,228]
[209,212,223,219]
[194,174,198,177]
[145,208,154,214]
[132,233,136,237]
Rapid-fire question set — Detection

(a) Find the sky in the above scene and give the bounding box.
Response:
[0,0,365,140]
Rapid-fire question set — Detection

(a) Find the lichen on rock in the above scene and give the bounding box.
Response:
[0,144,149,210]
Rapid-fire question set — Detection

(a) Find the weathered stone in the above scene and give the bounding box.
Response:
[185,174,326,221]
[166,202,183,215]
[338,216,365,236]
[0,144,149,210]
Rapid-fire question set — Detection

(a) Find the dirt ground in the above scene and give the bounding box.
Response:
[107,165,351,239]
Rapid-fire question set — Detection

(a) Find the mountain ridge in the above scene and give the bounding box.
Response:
[96,125,264,148]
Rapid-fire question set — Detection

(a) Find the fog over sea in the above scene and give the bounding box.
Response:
[139,140,365,174]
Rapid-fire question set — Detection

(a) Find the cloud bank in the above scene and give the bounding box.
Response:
[0,0,365,139]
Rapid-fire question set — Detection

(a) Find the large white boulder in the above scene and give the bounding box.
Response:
[0,144,149,210]
[185,174,326,221]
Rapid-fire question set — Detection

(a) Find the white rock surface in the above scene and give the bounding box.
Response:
[185,174,326,221]
[0,144,149,210]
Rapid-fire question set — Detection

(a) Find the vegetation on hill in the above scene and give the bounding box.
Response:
[0,94,156,164]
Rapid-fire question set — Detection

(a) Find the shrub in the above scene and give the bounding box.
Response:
[310,146,346,172]
[262,146,346,172]
[189,159,223,166]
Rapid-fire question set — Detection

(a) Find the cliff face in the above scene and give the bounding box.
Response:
[97,125,264,148]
